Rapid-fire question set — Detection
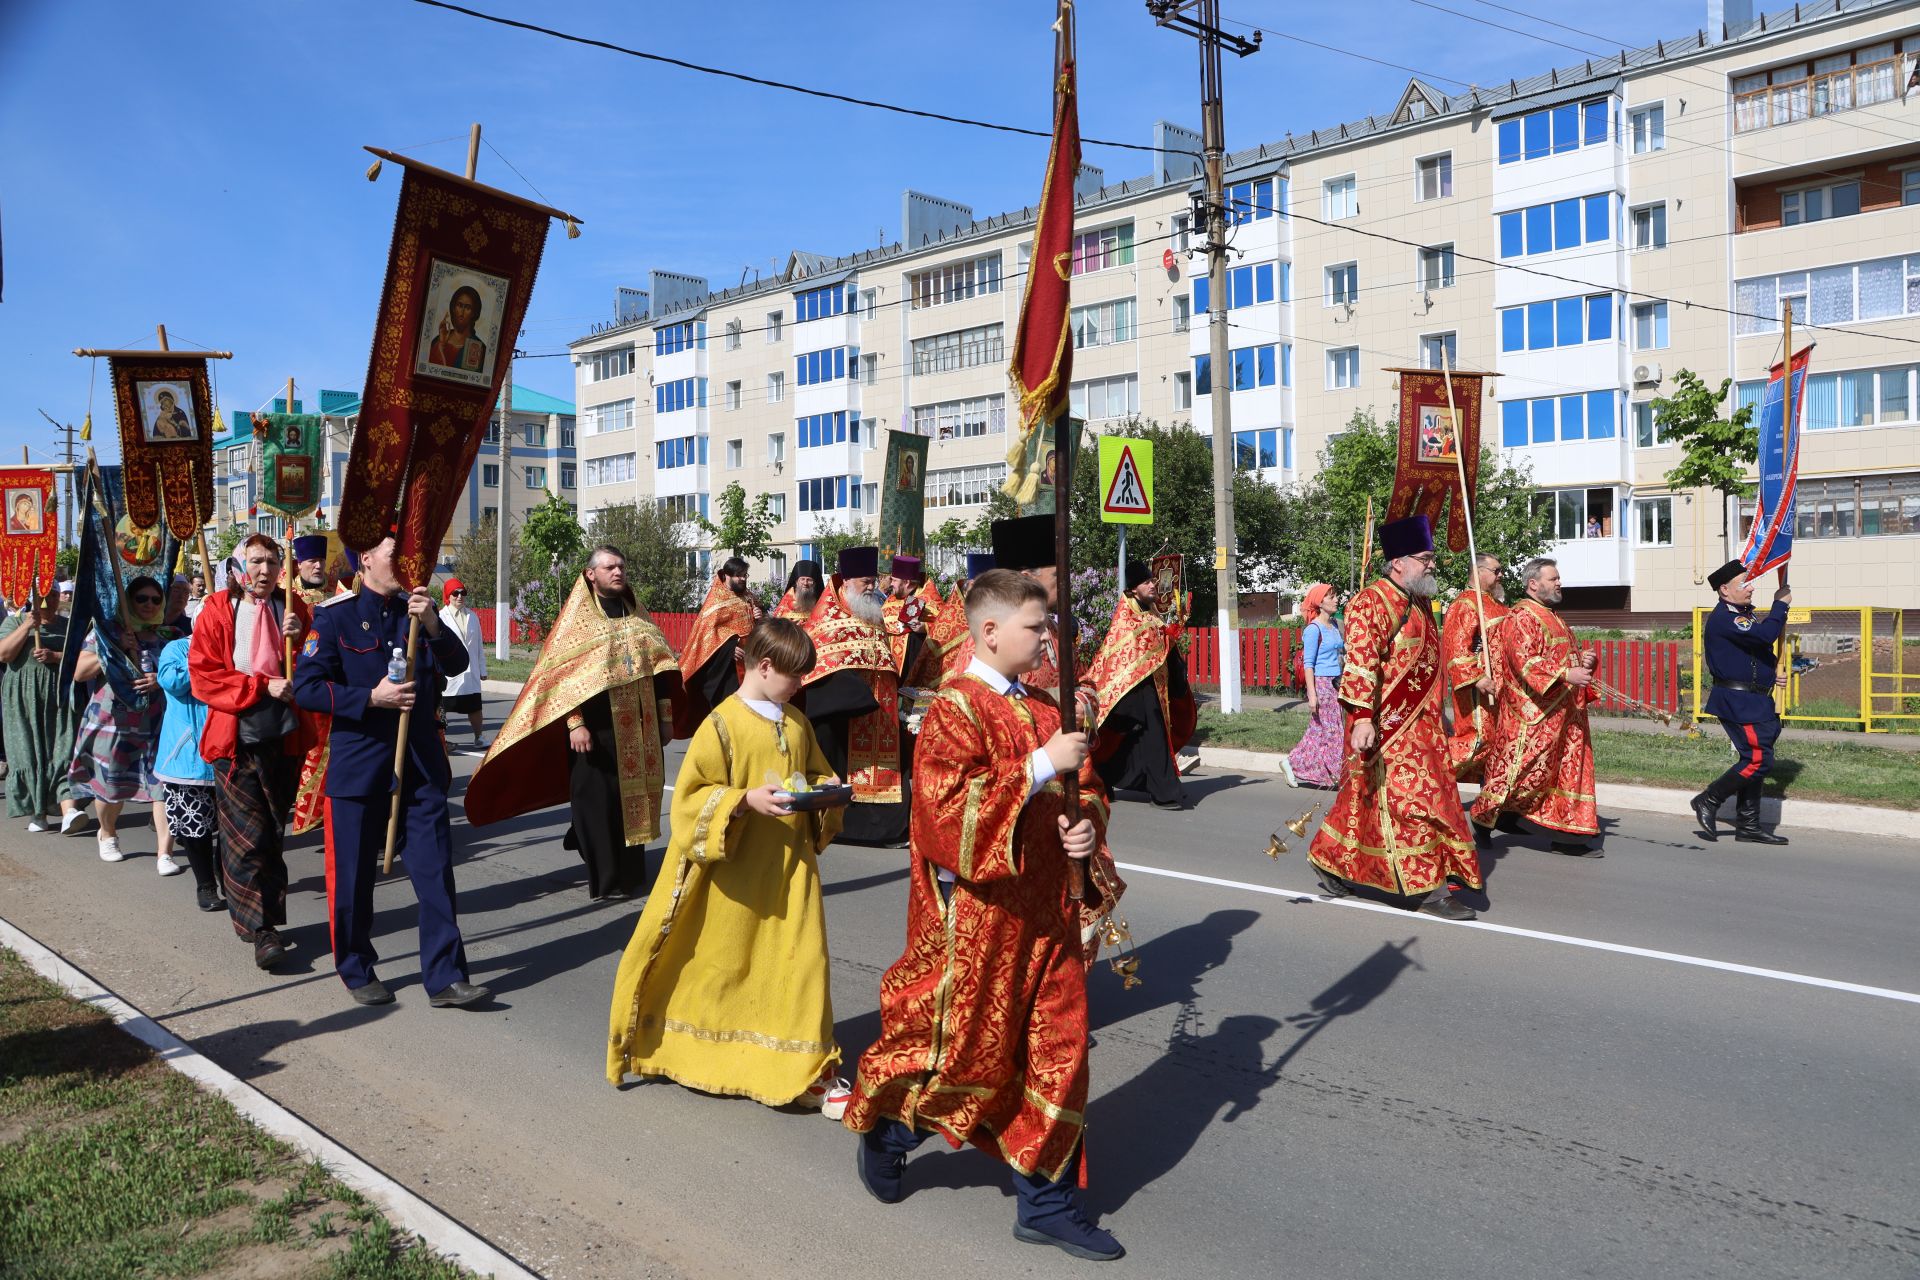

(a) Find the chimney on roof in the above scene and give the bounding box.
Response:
[615,286,649,323]
[902,191,972,248]
[650,270,708,314]
[1705,0,1753,41]
[1154,121,1203,183]
[1074,163,1105,200]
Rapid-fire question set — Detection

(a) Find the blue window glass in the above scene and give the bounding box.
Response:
[1525,204,1552,255]
[1282,344,1293,386]
[1279,262,1291,302]
[1551,103,1578,153]
[1194,277,1209,314]
[698,435,708,464]
[1254,263,1274,303]
[1232,347,1254,391]
[1557,297,1584,346]
[1526,301,1554,351]
[1523,111,1549,160]
[1235,432,1256,470]
[1553,199,1580,250]
[850,414,861,443]
[1256,345,1276,387]
[699,493,709,519]
[1559,394,1585,440]
[1501,307,1525,353]
[1499,212,1523,259]
[1587,390,1616,438]
[1258,430,1279,468]
[1253,178,1273,219]
[1531,399,1555,444]
[1503,400,1528,446]
[1584,194,1609,243]
[1587,294,1612,341]
[1583,98,1608,145]
[1194,355,1211,396]
[1283,428,1295,469]
[1499,119,1521,164]
[837,476,848,508]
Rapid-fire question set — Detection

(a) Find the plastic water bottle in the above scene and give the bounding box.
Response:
[140,648,155,676]
[386,647,407,684]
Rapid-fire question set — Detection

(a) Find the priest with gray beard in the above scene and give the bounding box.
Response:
[798,546,909,846]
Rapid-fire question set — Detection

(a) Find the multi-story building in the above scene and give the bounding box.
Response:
[570,0,1920,612]
[211,386,578,567]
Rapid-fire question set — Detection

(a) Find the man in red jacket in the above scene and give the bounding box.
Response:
[188,535,312,970]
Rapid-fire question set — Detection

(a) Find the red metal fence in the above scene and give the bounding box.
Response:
[475,607,697,650]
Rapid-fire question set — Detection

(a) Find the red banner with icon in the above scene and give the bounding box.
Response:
[0,467,58,604]
[1390,369,1484,553]
[108,356,215,539]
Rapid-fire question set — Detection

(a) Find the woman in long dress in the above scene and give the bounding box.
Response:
[1283,583,1346,790]
[69,576,185,866]
[0,591,83,833]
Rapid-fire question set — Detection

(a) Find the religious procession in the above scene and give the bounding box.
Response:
[5,1,1915,1277]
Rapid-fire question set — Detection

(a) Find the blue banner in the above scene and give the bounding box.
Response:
[1739,349,1807,579]
[58,464,180,711]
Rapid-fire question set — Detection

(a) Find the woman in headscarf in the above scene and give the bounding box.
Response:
[0,589,84,834]
[69,574,187,864]
[1282,583,1346,790]
[438,577,487,752]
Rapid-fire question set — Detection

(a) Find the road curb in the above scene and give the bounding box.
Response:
[1192,745,1916,841]
[0,916,542,1280]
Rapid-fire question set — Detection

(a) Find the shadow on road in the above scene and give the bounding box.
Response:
[1090,909,1259,1033]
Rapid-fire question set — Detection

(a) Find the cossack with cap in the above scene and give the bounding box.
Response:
[989,514,1054,572]
[1708,559,1747,591]
[837,546,879,580]
[889,554,924,584]
[291,534,328,563]
[1379,514,1434,562]
[964,552,996,579]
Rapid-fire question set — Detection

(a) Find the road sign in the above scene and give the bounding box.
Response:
[1099,436,1154,525]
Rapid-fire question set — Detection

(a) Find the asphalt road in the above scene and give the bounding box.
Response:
[4,696,1917,1280]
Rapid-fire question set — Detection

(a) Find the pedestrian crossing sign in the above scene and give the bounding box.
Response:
[1099,436,1154,524]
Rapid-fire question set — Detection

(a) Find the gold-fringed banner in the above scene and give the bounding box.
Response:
[0,466,58,603]
[108,355,215,538]
[1389,368,1484,554]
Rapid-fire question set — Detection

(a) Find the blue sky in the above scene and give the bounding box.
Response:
[0,0,1685,467]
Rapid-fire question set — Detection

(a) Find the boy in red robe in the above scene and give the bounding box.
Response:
[845,569,1123,1263]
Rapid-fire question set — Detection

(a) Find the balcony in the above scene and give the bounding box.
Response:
[1734,54,1915,134]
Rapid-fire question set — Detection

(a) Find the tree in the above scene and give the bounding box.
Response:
[1654,369,1755,539]
[807,518,875,576]
[55,545,80,581]
[1274,409,1552,597]
[584,502,698,613]
[450,511,505,608]
[522,491,587,571]
[209,523,248,564]
[698,481,778,561]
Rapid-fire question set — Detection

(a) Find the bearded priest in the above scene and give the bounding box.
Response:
[799,546,907,847]
[679,556,760,731]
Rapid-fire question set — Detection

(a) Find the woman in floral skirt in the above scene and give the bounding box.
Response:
[69,576,184,865]
[1282,583,1346,789]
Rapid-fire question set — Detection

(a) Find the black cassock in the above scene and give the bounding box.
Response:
[687,635,743,725]
[1095,648,1191,808]
[800,669,910,847]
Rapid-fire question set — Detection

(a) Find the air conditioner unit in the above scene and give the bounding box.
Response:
[1633,362,1663,386]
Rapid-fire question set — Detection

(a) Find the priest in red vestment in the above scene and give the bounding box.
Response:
[1440,553,1511,782]
[679,556,760,730]
[1471,557,1602,855]
[774,558,822,623]
[881,554,946,691]
[1090,560,1195,810]
[1305,516,1481,919]
[799,546,907,846]
[846,569,1122,1262]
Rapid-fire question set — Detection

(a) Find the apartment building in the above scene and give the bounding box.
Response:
[571,0,1920,612]
[211,386,578,567]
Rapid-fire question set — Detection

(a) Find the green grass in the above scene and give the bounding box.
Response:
[1192,707,1920,810]
[0,950,477,1280]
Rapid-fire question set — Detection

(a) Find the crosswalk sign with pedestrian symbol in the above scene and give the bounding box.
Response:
[1098,436,1154,525]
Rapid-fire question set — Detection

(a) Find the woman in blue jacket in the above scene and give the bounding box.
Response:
[155,637,222,911]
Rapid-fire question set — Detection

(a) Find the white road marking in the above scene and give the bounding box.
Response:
[1114,861,1920,1008]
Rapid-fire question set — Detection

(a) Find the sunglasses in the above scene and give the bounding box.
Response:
[131,595,163,606]
[450,590,467,596]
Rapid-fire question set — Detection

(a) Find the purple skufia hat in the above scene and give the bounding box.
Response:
[1379,514,1433,562]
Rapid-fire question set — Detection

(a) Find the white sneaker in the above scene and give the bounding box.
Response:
[1281,755,1299,789]
[156,853,184,877]
[803,1074,853,1120]
[26,817,50,833]
[98,837,124,863]
[61,810,94,837]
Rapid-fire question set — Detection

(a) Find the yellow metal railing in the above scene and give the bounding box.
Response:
[1690,606,1920,733]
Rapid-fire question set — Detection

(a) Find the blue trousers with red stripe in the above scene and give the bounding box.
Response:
[1715,716,1780,787]
[324,782,469,994]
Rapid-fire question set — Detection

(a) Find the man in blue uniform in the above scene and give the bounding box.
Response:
[1691,559,1792,845]
[292,533,489,1008]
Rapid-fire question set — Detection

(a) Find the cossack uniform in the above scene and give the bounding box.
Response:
[1692,559,1790,845]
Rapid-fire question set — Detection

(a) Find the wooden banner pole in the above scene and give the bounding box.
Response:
[283,378,297,675]
[1773,302,1797,715]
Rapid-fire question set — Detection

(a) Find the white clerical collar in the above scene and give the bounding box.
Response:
[965,656,1025,698]
[740,697,784,723]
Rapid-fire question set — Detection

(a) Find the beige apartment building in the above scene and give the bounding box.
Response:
[571,0,1920,614]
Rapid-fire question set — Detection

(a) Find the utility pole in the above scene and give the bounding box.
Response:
[37,409,78,550]
[493,353,513,661]
[1148,0,1260,713]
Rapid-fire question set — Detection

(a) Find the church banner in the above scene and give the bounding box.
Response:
[878,430,928,562]
[0,466,57,604]
[1013,416,1083,518]
[1739,347,1809,578]
[1389,368,1484,553]
[254,411,325,519]
[339,151,571,586]
[108,354,215,538]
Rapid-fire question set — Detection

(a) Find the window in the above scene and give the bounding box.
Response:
[1233,429,1286,471]
[765,310,783,343]
[522,421,548,448]
[1173,295,1191,333]
[653,434,706,471]
[1173,371,1192,410]
[1497,95,1611,163]
[1071,298,1137,349]
[1415,154,1452,201]
[1739,473,1920,541]
[1630,203,1667,250]
[1734,40,1914,132]
[859,289,877,320]
[1631,302,1669,350]
[1196,345,1283,394]
[654,377,707,414]
[1781,180,1862,226]
[1498,293,1614,352]
[1226,176,1280,224]
[766,493,787,521]
[911,324,1003,374]
[1172,211,1192,253]
[1905,169,1920,206]
[909,394,1006,439]
[796,475,859,513]
[766,371,785,404]
[861,354,878,386]
[724,380,742,411]
[796,412,859,448]
[481,463,499,488]
[1500,391,1618,446]
[1323,175,1356,220]
[795,282,855,323]
[1327,347,1360,389]
[1418,244,1455,291]
[525,466,547,489]
[1737,363,1919,432]
[1632,402,1674,448]
[724,320,742,350]
[656,494,708,523]
[586,347,634,381]
[1069,375,1139,421]
[1419,333,1457,370]
[908,253,1004,309]
[767,432,786,464]
[582,453,636,486]
[1530,487,1617,539]
[583,398,634,435]
[1629,104,1665,153]
[795,347,852,386]
[1071,222,1134,275]
[560,419,575,448]
[1498,194,1613,258]
[1325,263,1358,307]
[560,463,577,488]
[725,439,743,469]
[653,320,706,356]
[1193,262,1278,314]
[1737,256,1920,335]
[923,463,1009,510]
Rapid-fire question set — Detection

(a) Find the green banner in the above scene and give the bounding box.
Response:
[878,429,929,561]
[1013,415,1084,517]
[256,412,324,519]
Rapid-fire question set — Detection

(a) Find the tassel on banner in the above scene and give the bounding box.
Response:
[564,218,581,240]
[365,158,383,182]
[79,412,91,442]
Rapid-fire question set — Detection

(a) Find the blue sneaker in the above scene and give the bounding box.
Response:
[854,1130,906,1204]
[1013,1205,1125,1262]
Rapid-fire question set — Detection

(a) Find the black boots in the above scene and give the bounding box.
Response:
[1733,779,1789,845]
[1690,770,1741,842]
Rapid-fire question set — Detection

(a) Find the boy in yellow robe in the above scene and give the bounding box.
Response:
[606,618,852,1111]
